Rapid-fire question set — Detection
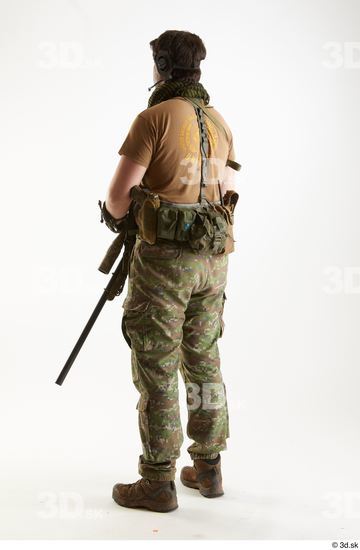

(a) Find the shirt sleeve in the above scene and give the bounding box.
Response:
[227,130,235,161]
[226,130,241,171]
[118,114,156,168]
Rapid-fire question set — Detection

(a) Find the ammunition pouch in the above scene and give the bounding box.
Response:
[130,185,238,255]
[188,206,229,255]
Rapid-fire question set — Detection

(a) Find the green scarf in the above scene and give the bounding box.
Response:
[147,77,210,108]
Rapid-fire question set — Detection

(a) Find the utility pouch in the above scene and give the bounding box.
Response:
[188,206,228,255]
[175,209,197,241]
[132,188,160,245]
[156,207,179,240]
[188,189,239,255]
[218,189,239,254]
[207,203,233,254]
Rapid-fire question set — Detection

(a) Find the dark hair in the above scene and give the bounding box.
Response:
[150,30,206,83]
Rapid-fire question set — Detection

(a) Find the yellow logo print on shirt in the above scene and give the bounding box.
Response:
[178,113,219,186]
[179,114,218,160]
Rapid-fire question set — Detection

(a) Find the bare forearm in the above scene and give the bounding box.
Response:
[105,193,131,219]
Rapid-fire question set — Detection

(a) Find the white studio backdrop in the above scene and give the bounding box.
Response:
[0,0,359,541]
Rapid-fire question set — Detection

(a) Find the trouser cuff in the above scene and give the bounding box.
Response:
[138,455,176,481]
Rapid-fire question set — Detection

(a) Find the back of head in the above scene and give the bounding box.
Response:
[150,30,206,83]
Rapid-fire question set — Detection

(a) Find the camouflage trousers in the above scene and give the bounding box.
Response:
[121,235,230,481]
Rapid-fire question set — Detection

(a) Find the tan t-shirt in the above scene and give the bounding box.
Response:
[118,97,236,204]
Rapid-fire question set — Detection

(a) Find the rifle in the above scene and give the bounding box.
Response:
[55,201,138,386]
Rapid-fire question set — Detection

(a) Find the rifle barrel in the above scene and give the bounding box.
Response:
[55,291,108,385]
[56,202,137,386]
[55,253,127,386]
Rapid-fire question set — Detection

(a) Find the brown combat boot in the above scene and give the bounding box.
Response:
[180,454,224,498]
[112,478,178,513]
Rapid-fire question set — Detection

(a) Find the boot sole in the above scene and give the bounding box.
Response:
[180,477,224,498]
[200,490,224,498]
[112,488,178,513]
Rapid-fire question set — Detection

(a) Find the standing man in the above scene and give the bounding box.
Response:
[101,30,241,513]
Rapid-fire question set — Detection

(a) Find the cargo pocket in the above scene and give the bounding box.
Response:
[223,383,230,438]
[218,291,227,338]
[122,300,151,351]
[121,315,132,349]
[136,394,151,457]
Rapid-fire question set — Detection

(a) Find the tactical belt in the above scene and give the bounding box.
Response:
[160,199,222,208]
[130,185,238,255]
